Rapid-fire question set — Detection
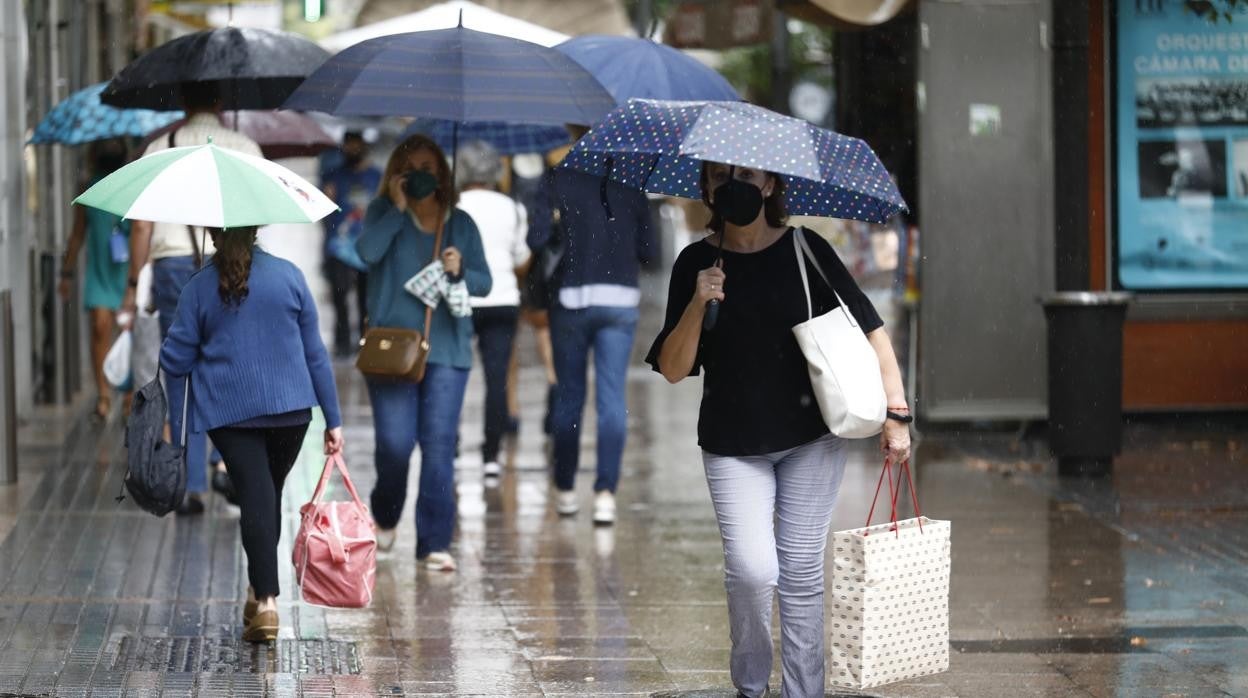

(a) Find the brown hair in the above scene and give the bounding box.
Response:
[699,162,788,234]
[379,133,458,211]
[209,226,258,307]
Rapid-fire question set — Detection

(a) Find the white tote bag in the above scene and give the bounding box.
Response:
[790,230,887,438]
[829,459,951,689]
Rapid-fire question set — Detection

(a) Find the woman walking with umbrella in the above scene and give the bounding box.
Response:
[356,134,491,571]
[565,99,912,697]
[649,162,912,698]
[75,141,343,643]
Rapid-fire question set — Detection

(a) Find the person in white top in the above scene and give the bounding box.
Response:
[456,141,529,479]
[119,82,264,516]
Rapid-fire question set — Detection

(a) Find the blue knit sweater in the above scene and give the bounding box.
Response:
[159,249,342,432]
[356,198,491,370]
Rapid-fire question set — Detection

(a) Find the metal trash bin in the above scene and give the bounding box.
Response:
[1041,291,1132,477]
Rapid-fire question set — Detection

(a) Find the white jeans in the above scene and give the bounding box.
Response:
[702,433,848,698]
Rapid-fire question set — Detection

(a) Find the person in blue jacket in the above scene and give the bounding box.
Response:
[356,133,491,572]
[160,226,343,643]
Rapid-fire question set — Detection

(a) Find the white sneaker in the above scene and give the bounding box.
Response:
[593,491,616,525]
[424,551,456,572]
[555,490,579,516]
[375,526,396,552]
[483,461,501,477]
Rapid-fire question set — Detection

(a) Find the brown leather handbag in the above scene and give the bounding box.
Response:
[356,211,444,383]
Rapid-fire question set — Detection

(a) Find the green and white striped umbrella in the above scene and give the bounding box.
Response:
[73,142,337,227]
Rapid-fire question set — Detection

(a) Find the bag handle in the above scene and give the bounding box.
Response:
[155,365,191,448]
[310,453,369,514]
[792,228,856,328]
[863,457,924,537]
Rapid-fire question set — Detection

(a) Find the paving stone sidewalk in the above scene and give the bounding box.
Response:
[0,280,1244,696]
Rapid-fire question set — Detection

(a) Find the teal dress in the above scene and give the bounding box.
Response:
[82,181,128,310]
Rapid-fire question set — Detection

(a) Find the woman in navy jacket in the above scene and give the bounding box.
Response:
[160,226,343,643]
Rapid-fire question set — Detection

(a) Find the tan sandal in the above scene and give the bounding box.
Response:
[242,609,279,643]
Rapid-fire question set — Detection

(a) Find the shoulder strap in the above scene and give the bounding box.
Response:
[168,128,203,267]
[793,228,856,327]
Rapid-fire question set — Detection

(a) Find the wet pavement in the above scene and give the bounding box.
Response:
[1,236,1246,695]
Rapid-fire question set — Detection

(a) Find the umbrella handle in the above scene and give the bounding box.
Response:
[703,299,719,331]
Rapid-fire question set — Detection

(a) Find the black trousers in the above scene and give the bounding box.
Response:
[209,423,310,598]
[326,258,368,355]
[471,305,519,463]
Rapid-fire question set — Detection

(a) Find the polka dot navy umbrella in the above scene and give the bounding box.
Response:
[559,99,907,223]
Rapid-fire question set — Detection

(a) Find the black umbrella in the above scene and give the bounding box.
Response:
[101,27,330,111]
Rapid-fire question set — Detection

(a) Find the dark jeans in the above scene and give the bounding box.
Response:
[152,255,218,494]
[548,305,639,494]
[366,364,470,558]
[471,305,519,463]
[208,423,310,598]
[326,258,368,355]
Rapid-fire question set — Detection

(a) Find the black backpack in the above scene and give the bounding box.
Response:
[120,371,187,516]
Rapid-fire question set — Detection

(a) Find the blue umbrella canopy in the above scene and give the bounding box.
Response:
[560,99,906,223]
[283,26,616,127]
[556,35,741,104]
[30,83,183,146]
[401,119,569,155]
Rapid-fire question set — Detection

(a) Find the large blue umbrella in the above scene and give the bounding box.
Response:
[401,119,569,155]
[560,99,906,223]
[282,25,615,127]
[556,35,741,104]
[29,82,183,146]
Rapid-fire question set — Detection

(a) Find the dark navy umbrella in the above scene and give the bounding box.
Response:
[30,82,182,145]
[282,25,615,126]
[560,99,906,223]
[556,35,741,104]
[102,27,330,111]
[401,119,569,156]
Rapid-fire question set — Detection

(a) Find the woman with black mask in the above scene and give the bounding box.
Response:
[646,161,912,698]
[59,140,131,420]
[356,134,491,572]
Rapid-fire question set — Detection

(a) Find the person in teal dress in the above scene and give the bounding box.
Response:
[59,140,130,420]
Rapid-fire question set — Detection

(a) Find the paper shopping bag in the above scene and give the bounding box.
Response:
[829,460,951,689]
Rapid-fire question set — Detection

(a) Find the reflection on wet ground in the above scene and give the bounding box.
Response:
[0,275,1244,696]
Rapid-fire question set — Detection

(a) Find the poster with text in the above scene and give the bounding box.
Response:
[1116,3,1248,289]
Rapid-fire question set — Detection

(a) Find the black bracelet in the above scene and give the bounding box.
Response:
[127,278,139,288]
[886,410,914,424]
[60,269,74,279]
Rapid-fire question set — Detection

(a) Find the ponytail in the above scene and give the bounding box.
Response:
[209,226,258,307]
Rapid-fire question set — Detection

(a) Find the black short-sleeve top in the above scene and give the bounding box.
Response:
[645,227,884,457]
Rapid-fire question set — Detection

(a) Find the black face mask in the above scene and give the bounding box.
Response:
[403,170,438,201]
[343,152,365,167]
[711,178,765,228]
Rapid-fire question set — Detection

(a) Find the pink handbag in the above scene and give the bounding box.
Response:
[292,454,377,608]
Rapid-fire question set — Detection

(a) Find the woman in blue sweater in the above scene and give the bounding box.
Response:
[357,134,490,572]
[160,227,343,643]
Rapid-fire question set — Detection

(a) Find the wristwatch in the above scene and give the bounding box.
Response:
[886,410,914,424]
